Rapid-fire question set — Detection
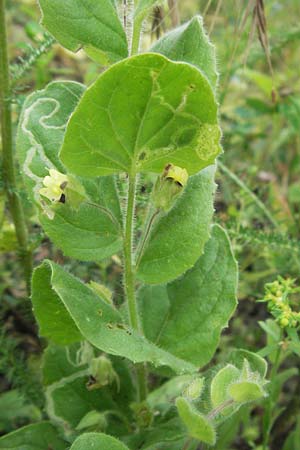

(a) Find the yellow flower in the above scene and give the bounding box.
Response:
[39,169,68,202]
[164,164,189,187]
[152,163,189,212]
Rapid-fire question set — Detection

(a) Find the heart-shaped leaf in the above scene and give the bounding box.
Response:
[17,81,123,261]
[70,433,130,450]
[60,53,221,177]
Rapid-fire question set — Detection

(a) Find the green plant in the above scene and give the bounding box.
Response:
[258,276,300,450]
[0,0,33,293]
[0,1,270,449]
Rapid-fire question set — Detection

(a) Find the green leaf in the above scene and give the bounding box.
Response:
[137,166,216,284]
[38,0,128,64]
[228,381,265,403]
[214,407,249,450]
[229,349,268,378]
[0,390,40,426]
[210,364,240,413]
[70,433,129,450]
[39,176,123,261]
[151,16,218,90]
[259,319,281,363]
[176,397,216,445]
[0,422,66,450]
[31,260,197,374]
[43,344,135,432]
[134,0,163,22]
[17,81,123,261]
[60,53,221,177]
[283,416,300,450]
[43,343,88,385]
[45,372,117,429]
[138,225,238,367]
[147,375,196,408]
[124,417,187,450]
[273,368,298,401]
[17,81,84,195]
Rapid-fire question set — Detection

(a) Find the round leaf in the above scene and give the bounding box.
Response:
[60,53,221,177]
[70,433,129,450]
[16,81,123,261]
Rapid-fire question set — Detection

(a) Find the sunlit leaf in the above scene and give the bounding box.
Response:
[60,53,221,177]
[139,225,238,368]
[151,16,218,89]
[17,81,122,261]
[31,260,197,374]
[38,0,128,64]
[137,166,216,284]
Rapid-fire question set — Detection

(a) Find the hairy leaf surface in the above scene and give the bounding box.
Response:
[138,225,238,368]
[151,16,218,90]
[137,166,216,284]
[0,422,66,450]
[176,397,216,444]
[17,81,122,261]
[70,433,130,450]
[31,260,197,374]
[38,0,128,64]
[60,53,221,177]
[134,0,163,21]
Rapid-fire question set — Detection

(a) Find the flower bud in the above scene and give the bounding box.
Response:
[152,163,188,212]
[86,355,119,391]
[131,401,153,428]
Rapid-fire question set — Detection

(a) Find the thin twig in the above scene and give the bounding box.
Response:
[208,0,223,35]
[167,0,180,27]
[203,0,214,18]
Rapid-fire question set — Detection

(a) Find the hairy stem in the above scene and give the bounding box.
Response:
[207,398,235,419]
[123,174,147,401]
[131,17,143,55]
[0,0,32,294]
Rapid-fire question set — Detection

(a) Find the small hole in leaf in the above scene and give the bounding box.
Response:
[139,151,146,161]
